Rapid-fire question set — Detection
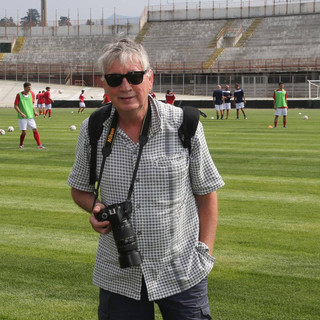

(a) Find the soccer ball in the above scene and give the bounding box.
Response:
[91,96,94,99]
[70,125,76,131]
[58,90,63,94]
[303,115,308,120]
[298,112,302,115]
[8,126,14,132]
[210,116,214,119]
[0,129,6,135]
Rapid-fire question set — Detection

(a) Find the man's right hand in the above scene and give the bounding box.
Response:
[90,204,112,234]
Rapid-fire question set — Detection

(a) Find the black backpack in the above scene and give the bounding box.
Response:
[88,103,200,185]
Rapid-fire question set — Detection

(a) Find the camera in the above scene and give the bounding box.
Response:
[95,201,142,269]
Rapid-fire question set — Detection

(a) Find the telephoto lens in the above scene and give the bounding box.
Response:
[96,201,142,268]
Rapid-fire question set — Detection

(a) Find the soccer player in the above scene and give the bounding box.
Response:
[14,82,46,149]
[36,91,42,115]
[78,89,86,113]
[102,93,111,104]
[234,83,247,120]
[149,91,156,99]
[165,89,175,105]
[213,85,224,120]
[222,85,232,120]
[40,90,46,115]
[273,82,288,128]
[43,86,54,118]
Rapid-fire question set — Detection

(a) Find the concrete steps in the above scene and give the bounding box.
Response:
[235,18,263,47]
[12,37,26,53]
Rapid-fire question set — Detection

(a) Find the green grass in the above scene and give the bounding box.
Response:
[0,108,319,320]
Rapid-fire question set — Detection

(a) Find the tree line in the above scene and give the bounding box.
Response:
[0,9,74,27]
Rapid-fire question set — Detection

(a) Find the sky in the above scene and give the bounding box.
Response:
[1,0,168,21]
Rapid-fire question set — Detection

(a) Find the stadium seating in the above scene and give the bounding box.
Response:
[1,35,135,65]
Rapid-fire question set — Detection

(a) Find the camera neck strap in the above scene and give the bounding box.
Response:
[92,104,152,211]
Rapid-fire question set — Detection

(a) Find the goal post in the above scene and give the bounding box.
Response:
[307,80,320,100]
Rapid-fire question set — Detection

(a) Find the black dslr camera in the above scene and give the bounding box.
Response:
[96,201,142,269]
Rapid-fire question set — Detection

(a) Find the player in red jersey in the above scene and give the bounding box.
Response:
[149,91,156,99]
[43,86,54,118]
[78,90,86,113]
[36,91,42,115]
[102,93,111,104]
[165,89,175,105]
[39,90,46,115]
[14,82,45,149]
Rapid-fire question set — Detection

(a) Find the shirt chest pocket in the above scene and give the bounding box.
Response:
[144,153,190,204]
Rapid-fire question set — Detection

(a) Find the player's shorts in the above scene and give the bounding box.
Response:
[45,104,52,110]
[275,108,288,116]
[79,102,86,108]
[223,103,231,110]
[215,104,223,111]
[236,102,245,109]
[41,103,45,108]
[18,118,37,130]
[37,104,42,109]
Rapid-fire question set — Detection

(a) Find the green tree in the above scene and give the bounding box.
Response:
[20,9,41,26]
[59,16,72,26]
[0,17,16,27]
[86,19,95,25]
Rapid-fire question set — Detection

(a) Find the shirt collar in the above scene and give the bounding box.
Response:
[102,97,162,138]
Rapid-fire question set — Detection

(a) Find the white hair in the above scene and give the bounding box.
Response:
[97,38,151,75]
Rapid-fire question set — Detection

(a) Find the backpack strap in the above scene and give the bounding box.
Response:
[88,103,112,185]
[178,106,200,154]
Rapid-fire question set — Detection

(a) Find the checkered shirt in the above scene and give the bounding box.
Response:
[68,97,225,301]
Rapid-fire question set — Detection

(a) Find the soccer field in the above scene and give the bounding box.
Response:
[0,108,319,320]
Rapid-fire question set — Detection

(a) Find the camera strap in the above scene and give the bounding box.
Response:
[92,104,152,211]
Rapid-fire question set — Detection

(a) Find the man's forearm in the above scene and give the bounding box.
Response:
[195,191,219,255]
[71,188,96,213]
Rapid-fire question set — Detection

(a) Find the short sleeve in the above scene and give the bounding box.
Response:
[189,122,225,195]
[67,118,95,193]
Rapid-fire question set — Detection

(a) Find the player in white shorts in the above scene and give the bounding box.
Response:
[213,85,224,120]
[14,82,46,149]
[222,85,232,120]
[44,87,54,118]
[273,82,288,128]
[233,83,247,120]
[78,89,86,113]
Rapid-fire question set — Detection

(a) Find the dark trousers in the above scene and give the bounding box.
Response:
[98,277,212,320]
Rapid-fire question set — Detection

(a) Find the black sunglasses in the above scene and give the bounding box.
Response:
[104,70,147,87]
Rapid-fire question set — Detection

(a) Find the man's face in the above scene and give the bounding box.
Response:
[279,83,284,89]
[24,85,31,94]
[103,58,153,115]
[225,85,229,91]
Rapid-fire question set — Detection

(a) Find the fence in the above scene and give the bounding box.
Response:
[0,60,318,98]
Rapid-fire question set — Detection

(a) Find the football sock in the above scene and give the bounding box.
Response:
[33,130,41,146]
[274,121,278,127]
[283,120,287,127]
[49,110,52,117]
[20,132,26,146]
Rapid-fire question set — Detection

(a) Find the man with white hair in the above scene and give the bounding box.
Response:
[68,38,224,320]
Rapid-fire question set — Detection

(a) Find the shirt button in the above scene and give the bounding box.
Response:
[136,204,141,209]
[136,178,140,182]
[137,231,142,235]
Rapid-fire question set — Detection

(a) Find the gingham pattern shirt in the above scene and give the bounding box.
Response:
[68,97,225,301]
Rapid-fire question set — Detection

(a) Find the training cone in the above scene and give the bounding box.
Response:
[268,125,273,128]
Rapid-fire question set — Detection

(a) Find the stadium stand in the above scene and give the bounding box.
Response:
[0,1,319,99]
